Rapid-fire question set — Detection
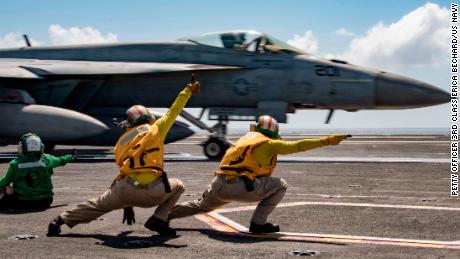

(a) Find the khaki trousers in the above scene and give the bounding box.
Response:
[169,175,287,224]
[61,176,184,228]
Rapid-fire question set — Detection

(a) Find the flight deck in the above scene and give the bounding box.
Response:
[0,134,456,259]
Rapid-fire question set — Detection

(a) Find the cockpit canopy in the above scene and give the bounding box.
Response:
[186,30,305,55]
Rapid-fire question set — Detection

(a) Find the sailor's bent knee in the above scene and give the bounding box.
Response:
[88,199,112,212]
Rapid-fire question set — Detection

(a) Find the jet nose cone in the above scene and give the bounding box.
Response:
[165,121,194,143]
[375,73,450,109]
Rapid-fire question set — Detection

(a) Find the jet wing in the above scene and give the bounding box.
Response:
[0,65,42,79]
[0,59,241,78]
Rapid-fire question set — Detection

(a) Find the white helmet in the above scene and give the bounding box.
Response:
[20,133,44,155]
[256,115,279,139]
[125,105,154,126]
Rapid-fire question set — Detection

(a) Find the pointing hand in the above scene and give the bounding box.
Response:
[71,148,78,160]
[187,74,200,93]
[324,135,347,145]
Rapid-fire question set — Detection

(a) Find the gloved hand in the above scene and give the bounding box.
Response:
[122,207,135,225]
[186,74,200,94]
[71,148,78,160]
[6,185,13,195]
[323,135,347,145]
[0,185,13,195]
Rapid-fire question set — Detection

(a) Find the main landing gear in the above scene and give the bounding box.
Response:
[180,110,231,160]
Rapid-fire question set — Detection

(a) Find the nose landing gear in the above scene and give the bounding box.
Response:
[201,116,231,160]
[180,110,231,160]
[201,136,231,160]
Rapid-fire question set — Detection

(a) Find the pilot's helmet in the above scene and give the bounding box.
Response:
[19,133,44,156]
[125,105,154,127]
[256,115,279,139]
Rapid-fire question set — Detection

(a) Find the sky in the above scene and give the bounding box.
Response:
[0,0,453,132]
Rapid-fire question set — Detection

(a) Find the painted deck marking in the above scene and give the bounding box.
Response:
[194,212,460,249]
[193,202,460,250]
[215,201,460,213]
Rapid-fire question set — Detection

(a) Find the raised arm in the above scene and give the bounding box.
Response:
[155,75,200,142]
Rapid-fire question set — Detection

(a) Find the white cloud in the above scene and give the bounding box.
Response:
[0,32,24,48]
[335,27,354,37]
[0,32,41,48]
[287,30,319,53]
[48,24,118,45]
[340,2,449,69]
[0,25,118,48]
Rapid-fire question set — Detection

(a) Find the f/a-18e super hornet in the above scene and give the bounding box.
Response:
[0,31,450,158]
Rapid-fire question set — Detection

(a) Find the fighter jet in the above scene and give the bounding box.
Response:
[0,31,450,158]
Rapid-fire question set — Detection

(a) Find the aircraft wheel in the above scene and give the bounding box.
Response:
[203,137,230,160]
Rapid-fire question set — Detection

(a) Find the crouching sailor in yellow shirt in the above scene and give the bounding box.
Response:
[169,115,346,234]
[47,76,200,237]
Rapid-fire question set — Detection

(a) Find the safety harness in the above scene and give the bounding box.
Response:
[219,166,255,192]
[113,123,171,192]
[216,132,277,192]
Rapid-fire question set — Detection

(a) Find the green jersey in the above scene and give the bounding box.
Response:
[0,154,73,200]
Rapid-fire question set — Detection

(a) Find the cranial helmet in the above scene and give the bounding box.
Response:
[125,105,154,127]
[20,133,44,155]
[256,115,279,139]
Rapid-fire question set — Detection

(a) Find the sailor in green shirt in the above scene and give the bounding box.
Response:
[0,133,75,210]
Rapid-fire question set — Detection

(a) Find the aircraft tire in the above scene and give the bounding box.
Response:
[203,137,230,160]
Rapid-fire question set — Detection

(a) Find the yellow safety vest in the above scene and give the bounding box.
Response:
[114,123,164,180]
[216,132,277,181]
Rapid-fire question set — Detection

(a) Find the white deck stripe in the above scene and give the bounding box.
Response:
[215,201,460,213]
[206,212,460,246]
[286,193,449,200]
